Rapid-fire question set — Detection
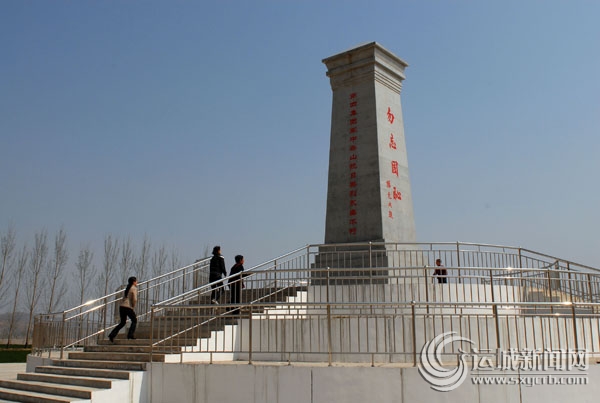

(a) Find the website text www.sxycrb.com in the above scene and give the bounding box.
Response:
[471,375,588,387]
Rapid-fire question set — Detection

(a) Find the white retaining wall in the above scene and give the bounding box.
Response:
[149,361,600,403]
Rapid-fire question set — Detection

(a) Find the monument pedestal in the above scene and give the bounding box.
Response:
[312,243,390,285]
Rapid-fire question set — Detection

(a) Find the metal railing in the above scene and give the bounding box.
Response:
[32,256,212,358]
[32,241,600,359]
[151,242,600,313]
[150,257,600,364]
[151,299,600,366]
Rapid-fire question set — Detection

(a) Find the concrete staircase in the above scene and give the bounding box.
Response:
[2,286,306,402]
[0,338,157,402]
[193,291,310,360]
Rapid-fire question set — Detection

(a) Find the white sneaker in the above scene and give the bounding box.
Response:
[211,299,219,305]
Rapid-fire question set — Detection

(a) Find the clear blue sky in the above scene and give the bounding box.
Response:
[1,0,599,270]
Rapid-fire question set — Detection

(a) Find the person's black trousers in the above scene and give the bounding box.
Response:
[109,306,137,339]
[210,273,223,302]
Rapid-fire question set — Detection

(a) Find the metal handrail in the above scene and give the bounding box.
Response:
[157,244,309,306]
[149,262,600,360]
[154,241,599,312]
[32,256,212,357]
[151,299,600,366]
[33,241,600,358]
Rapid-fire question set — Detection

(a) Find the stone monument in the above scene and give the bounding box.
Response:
[315,42,417,277]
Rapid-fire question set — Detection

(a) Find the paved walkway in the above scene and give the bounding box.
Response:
[0,363,26,380]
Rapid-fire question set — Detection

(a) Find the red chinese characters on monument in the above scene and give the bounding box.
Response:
[387,107,395,124]
[385,107,402,220]
[389,134,397,150]
[348,93,359,235]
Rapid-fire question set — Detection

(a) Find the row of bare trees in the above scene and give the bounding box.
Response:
[0,225,187,346]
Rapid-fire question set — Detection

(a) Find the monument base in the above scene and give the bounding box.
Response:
[311,243,425,285]
[311,243,390,285]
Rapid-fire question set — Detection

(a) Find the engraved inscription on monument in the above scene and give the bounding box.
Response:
[315,42,417,278]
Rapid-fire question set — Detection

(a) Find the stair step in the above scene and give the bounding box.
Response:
[35,366,130,380]
[0,387,86,403]
[52,359,147,371]
[0,380,97,400]
[103,328,212,339]
[97,338,201,347]
[84,345,180,354]
[106,330,212,339]
[68,352,167,363]
[97,338,154,346]
[18,373,113,389]
[135,322,211,329]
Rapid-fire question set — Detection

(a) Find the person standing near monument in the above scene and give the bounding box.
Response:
[433,258,448,284]
[209,246,227,304]
[228,254,246,314]
[108,276,138,342]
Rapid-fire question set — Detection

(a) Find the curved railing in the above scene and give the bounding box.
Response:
[154,241,600,309]
[32,241,600,358]
[151,298,600,366]
[149,242,600,356]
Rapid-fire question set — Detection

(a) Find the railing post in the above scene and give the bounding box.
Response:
[571,303,579,351]
[518,248,523,269]
[369,242,373,268]
[59,312,66,360]
[306,245,311,280]
[566,262,574,302]
[411,301,417,367]
[327,266,332,367]
[102,296,108,332]
[456,242,462,284]
[150,307,155,363]
[547,270,554,314]
[424,267,430,315]
[144,282,149,316]
[248,305,253,365]
[490,270,501,350]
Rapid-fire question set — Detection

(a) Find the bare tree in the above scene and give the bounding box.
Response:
[135,234,151,282]
[170,247,182,294]
[97,234,119,298]
[151,244,168,279]
[191,245,211,289]
[97,234,119,330]
[25,230,48,346]
[46,227,69,314]
[75,244,95,306]
[170,247,181,272]
[0,225,17,308]
[150,244,168,302]
[6,244,27,347]
[118,236,134,287]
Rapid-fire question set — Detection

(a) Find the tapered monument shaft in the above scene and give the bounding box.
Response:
[322,42,416,245]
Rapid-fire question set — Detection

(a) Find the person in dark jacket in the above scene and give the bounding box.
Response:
[433,258,448,284]
[209,246,227,304]
[228,255,245,314]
